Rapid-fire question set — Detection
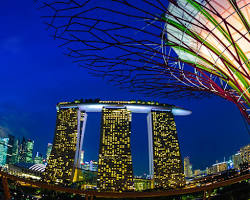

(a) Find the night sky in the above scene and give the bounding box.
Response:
[0,0,249,176]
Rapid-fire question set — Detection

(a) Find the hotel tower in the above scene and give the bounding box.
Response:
[44,100,189,189]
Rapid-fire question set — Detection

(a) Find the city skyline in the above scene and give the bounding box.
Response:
[0,130,248,177]
[0,0,249,177]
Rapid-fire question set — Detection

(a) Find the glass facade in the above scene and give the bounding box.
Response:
[148,110,184,189]
[0,137,9,166]
[184,157,193,178]
[97,107,134,192]
[19,138,34,164]
[34,152,43,164]
[6,134,19,165]
[26,140,34,163]
[44,107,87,184]
[46,143,53,161]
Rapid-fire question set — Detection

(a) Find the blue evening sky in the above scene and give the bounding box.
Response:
[0,0,249,175]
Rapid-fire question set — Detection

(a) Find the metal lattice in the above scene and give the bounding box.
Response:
[36,0,250,123]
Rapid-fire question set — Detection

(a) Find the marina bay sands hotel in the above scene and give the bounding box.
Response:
[44,99,191,191]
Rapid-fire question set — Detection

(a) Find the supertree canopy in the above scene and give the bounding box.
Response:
[37,0,250,122]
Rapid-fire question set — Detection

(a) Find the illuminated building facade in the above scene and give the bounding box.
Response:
[240,145,250,163]
[184,157,193,178]
[46,100,190,189]
[26,140,34,163]
[0,137,9,166]
[97,107,134,192]
[83,160,98,171]
[80,150,84,165]
[232,153,242,169]
[19,138,34,164]
[6,134,19,165]
[148,110,185,189]
[134,178,153,191]
[34,152,43,164]
[44,108,87,184]
[46,143,53,161]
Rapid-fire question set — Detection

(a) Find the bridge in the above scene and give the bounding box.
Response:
[0,170,249,200]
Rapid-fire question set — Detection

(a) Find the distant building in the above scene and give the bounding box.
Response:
[227,159,234,169]
[97,107,134,192]
[83,160,98,171]
[89,160,98,171]
[0,137,9,166]
[4,134,19,165]
[6,135,18,164]
[44,108,87,184]
[208,162,227,174]
[80,150,84,165]
[240,144,249,163]
[134,178,153,191]
[194,169,201,177]
[34,152,43,164]
[46,143,53,161]
[232,152,242,169]
[82,161,90,171]
[184,157,193,178]
[19,138,34,164]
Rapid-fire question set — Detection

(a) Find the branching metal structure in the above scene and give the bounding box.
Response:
[36,0,250,122]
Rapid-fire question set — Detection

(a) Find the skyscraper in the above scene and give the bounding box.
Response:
[47,99,190,189]
[6,134,19,165]
[97,107,134,192]
[26,139,34,163]
[0,137,9,166]
[34,152,43,164]
[240,144,250,163]
[19,138,34,164]
[80,150,84,165]
[148,110,185,189]
[44,107,87,184]
[46,143,53,161]
[184,157,193,178]
[232,152,242,169]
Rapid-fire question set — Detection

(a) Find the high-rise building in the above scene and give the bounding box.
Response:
[6,135,19,165]
[212,162,227,173]
[46,143,53,161]
[47,99,190,190]
[184,157,193,178]
[90,160,98,172]
[97,107,134,192]
[34,152,43,164]
[6,134,14,164]
[26,139,34,163]
[148,110,185,189]
[232,152,242,169]
[19,138,34,164]
[80,150,84,165]
[44,108,87,184]
[82,161,90,171]
[240,144,250,163]
[7,135,19,164]
[0,137,9,166]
